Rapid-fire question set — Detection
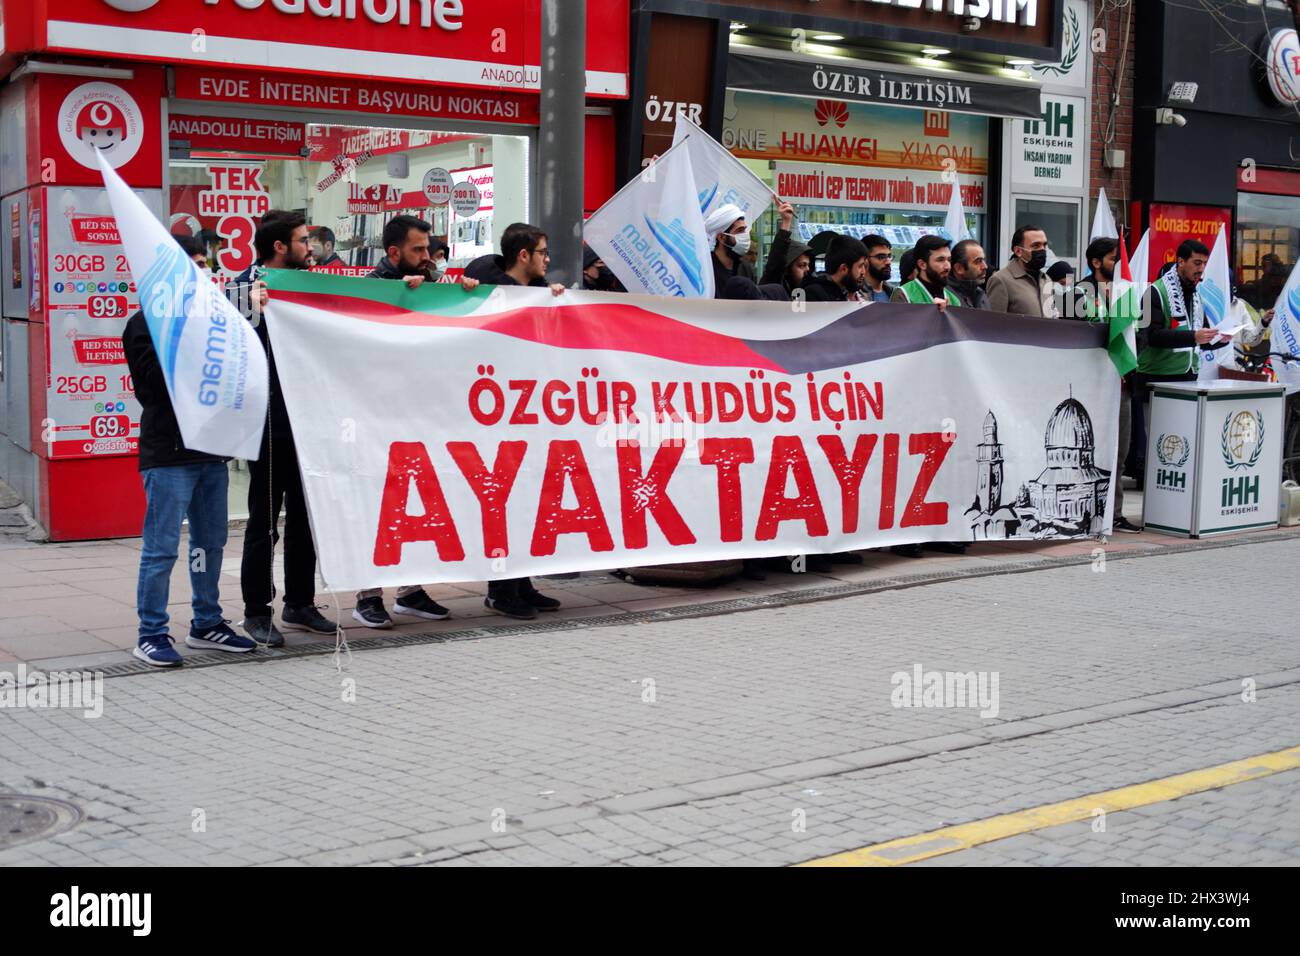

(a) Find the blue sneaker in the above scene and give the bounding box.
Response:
[186,621,257,654]
[134,635,184,668]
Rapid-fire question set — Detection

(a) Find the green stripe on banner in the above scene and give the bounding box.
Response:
[1152,391,1199,402]
[262,268,492,316]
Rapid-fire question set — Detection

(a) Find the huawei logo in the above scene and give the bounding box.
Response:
[814,99,848,128]
[101,0,162,11]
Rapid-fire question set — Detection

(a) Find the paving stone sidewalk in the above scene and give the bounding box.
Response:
[1,536,1296,866]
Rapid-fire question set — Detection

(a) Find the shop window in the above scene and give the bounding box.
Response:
[723,90,990,283]
[1012,197,1079,267]
[167,120,530,518]
[1236,191,1299,312]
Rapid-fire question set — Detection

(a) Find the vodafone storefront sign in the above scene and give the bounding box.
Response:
[41,0,629,95]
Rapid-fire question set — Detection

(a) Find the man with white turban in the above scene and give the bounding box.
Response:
[704,202,756,298]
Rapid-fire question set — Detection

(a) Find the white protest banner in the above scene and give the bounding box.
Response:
[98,151,268,459]
[583,139,715,298]
[262,271,1120,590]
[672,115,774,224]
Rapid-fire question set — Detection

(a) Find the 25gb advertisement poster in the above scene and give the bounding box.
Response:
[42,186,164,459]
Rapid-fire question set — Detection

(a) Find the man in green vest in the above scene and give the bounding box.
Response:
[1132,239,1233,487]
[890,235,960,308]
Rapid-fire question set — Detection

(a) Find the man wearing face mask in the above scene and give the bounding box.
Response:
[581,244,618,291]
[986,225,1055,318]
[429,237,450,279]
[705,203,756,297]
[891,235,959,307]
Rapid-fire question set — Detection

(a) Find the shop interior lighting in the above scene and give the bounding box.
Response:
[813,34,845,41]
[730,22,746,32]
[1006,58,1036,66]
[922,48,951,56]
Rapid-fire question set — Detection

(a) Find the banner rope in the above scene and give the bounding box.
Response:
[329,589,352,673]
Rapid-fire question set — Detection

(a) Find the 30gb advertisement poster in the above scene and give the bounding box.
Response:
[41,186,163,459]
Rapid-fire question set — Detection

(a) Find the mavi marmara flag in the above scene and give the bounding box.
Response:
[97,150,268,459]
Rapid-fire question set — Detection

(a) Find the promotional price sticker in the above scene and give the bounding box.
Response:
[422,167,454,205]
[451,181,482,218]
[40,186,163,459]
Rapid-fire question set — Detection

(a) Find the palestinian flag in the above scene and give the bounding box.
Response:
[1107,229,1148,377]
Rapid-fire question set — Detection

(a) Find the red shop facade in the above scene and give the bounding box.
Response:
[0,0,628,541]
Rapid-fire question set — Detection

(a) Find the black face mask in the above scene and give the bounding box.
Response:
[1026,250,1047,273]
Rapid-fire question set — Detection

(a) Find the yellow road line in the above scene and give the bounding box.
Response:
[799,744,1300,867]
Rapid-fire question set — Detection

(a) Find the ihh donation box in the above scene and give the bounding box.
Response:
[1143,381,1285,537]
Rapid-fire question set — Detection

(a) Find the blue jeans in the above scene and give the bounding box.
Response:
[137,462,229,641]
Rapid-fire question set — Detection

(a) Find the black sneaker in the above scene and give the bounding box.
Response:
[392,589,450,621]
[924,541,969,554]
[242,616,284,648]
[519,584,560,612]
[891,544,925,558]
[484,596,538,620]
[351,596,393,629]
[282,603,337,633]
[1113,516,1143,534]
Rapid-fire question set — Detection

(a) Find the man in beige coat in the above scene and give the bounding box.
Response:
[986,225,1056,318]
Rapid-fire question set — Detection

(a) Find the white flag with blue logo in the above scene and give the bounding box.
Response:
[1268,257,1300,395]
[583,138,715,298]
[1197,225,1234,383]
[672,115,773,226]
[97,151,268,459]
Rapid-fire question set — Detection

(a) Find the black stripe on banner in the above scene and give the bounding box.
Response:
[744,305,1108,375]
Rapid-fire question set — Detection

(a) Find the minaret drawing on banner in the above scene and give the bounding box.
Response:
[966,393,1111,539]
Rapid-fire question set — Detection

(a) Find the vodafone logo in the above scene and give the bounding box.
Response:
[1266,28,1300,105]
[100,0,161,10]
[58,82,145,170]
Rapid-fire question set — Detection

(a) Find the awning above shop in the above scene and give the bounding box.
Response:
[728,50,1043,120]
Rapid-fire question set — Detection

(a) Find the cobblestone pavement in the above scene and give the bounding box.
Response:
[0,535,1297,866]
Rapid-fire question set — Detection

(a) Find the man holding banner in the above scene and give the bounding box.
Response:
[236,213,338,646]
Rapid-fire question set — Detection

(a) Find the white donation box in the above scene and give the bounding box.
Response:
[1143,380,1285,538]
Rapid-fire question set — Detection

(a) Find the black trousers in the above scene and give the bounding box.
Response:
[241,429,317,618]
[488,577,533,601]
[1131,370,1194,478]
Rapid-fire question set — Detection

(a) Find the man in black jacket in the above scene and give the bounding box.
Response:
[351,215,453,628]
[462,222,564,620]
[758,202,812,299]
[947,239,991,310]
[802,237,870,302]
[229,211,336,646]
[123,235,258,666]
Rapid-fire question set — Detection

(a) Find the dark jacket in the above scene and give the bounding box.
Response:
[227,262,293,439]
[368,256,435,282]
[711,247,756,298]
[947,275,990,310]
[122,311,226,471]
[464,253,547,287]
[759,229,812,297]
[801,272,851,303]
